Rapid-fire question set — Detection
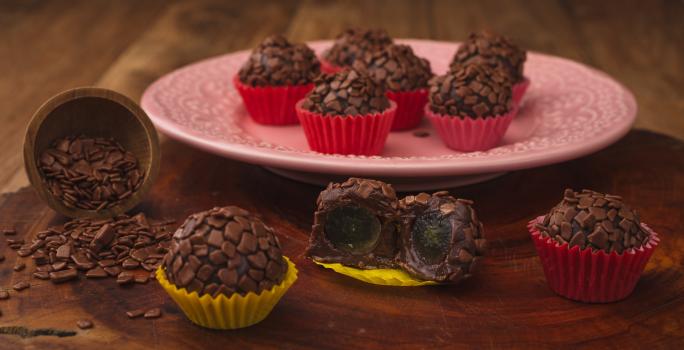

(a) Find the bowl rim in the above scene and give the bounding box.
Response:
[23,86,160,219]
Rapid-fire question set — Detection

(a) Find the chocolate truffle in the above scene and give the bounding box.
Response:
[536,189,652,254]
[238,35,321,87]
[428,62,512,118]
[306,178,400,269]
[300,69,390,115]
[163,206,288,296]
[398,192,486,283]
[353,44,432,91]
[323,28,393,68]
[450,31,527,83]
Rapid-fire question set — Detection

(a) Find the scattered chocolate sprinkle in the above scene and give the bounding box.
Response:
[126,309,145,319]
[0,291,9,300]
[38,135,144,212]
[12,281,30,291]
[13,262,25,272]
[238,35,320,86]
[76,320,93,329]
[143,308,161,319]
[1,228,16,236]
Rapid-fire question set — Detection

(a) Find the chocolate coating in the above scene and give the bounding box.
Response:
[238,35,321,86]
[164,206,287,297]
[306,178,400,269]
[300,69,390,116]
[323,28,393,67]
[398,192,486,283]
[428,62,512,118]
[450,31,527,83]
[353,44,433,91]
[536,189,651,254]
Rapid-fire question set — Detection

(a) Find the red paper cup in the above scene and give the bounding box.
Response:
[386,89,429,131]
[295,100,396,156]
[528,216,660,303]
[320,58,343,74]
[425,105,516,152]
[512,78,531,106]
[233,75,313,125]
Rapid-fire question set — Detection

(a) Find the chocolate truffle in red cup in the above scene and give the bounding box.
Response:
[450,31,529,106]
[296,69,396,156]
[234,35,320,125]
[321,28,393,74]
[529,189,660,303]
[157,206,298,329]
[354,44,433,131]
[425,62,516,152]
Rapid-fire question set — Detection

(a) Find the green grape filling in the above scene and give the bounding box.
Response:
[324,206,381,254]
[412,211,451,264]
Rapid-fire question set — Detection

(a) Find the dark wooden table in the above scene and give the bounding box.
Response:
[1,130,683,349]
[1,1,683,348]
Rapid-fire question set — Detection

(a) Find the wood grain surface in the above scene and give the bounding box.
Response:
[1,0,683,348]
[0,130,682,349]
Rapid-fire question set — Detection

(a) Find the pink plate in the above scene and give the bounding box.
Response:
[141,39,637,191]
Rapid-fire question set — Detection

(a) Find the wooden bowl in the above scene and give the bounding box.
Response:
[23,87,160,219]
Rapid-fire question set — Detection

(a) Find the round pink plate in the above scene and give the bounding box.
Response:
[141,39,636,191]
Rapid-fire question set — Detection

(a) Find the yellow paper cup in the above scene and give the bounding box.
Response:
[313,261,437,287]
[157,256,298,329]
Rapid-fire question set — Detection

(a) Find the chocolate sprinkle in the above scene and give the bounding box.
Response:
[323,28,393,68]
[38,135,144,211]
[429,62,512,118]
[163,206,288,297]
[238,35,320,87]
[353,44,432,91]
[301,69,390,116]
[538,189,652,253]
[450,31,527,83]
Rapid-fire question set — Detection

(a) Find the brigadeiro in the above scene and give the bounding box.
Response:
[306,178,400,269]
[398,191,486,284]
[529,189,659,303]
[305,177,486,285]
[234,35,321,125]
[296,69,396,155]
[425,62,516,152]
[321,28,393,73]
[353,44,433,130]
[157,206,298,329]
[450,31,529,105]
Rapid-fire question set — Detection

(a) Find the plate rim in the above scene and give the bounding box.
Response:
[141,38,637,177]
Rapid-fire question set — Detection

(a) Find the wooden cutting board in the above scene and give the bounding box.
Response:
[0,130,682,349]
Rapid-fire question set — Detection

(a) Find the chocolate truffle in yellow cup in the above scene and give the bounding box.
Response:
[157,206,297,329]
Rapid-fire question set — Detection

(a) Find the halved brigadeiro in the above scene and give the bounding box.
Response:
[398,192,486,283]
[163,206,288,297]
[306,178,399,269]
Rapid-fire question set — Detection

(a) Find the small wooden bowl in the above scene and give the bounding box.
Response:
[23,87,160,219]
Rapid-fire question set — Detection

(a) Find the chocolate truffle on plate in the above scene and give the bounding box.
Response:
[536,189,652,254]
[234,35,321,125]
[450,31,526,84]
[428,62,512,118]
[306,178,400,269]
[398,191,486,283]
[163,206,288,296]
[238,34,320,87]
[296,69,396,155]
[354,44,432,92]
[321,28,393,72]
[300,69,391,116]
